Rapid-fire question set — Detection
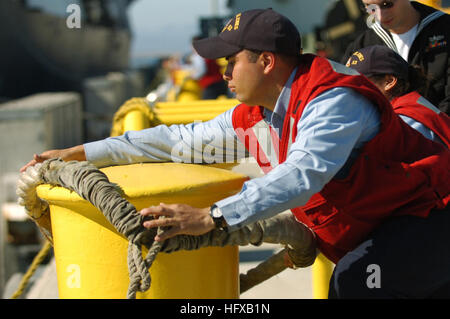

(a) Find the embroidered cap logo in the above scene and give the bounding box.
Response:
[222,13,241,32]
[234,13,241,30]
[345,51,365,67]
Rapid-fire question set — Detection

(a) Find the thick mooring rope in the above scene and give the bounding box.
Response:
[17,159,317,298]
[18,158,160,298]
[157,209,318,292]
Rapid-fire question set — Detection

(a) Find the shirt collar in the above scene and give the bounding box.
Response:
[268,66,297,120]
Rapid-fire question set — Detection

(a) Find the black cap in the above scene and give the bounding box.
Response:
[193,9,301,60]
[346,45,409,80]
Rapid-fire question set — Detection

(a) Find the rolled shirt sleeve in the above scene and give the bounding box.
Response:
[84,107,247,167]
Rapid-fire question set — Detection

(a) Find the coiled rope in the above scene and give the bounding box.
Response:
[16,158,317,298]
[17,158,162,298]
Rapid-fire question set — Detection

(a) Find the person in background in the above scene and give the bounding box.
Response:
[180,35,229,99]
[346,45,449,147]
[342,0,450,115]
[21,9,450,298]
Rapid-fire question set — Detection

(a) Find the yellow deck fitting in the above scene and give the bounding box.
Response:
[37,163,248,299]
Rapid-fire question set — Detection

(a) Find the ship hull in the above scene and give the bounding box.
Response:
[0,0,131,99]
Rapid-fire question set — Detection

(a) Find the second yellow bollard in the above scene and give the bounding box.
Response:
[123,110,150,132]
[312,253,334,299]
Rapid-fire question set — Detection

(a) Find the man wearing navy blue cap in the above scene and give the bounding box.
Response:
[22,9,450,298]
[346,45,450,147]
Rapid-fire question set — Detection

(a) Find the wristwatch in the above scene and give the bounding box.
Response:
[210,205,227,230]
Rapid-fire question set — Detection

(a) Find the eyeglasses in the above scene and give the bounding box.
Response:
[362,1,395,12]
[379,1,394,9]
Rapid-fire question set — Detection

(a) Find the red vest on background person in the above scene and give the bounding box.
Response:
[232,54,450,264]
[198,59,224,89]
[391,91,450,148]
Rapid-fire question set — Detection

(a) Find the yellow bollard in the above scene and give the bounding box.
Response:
[155,99,239,109]
[123,110,150,132]
[153,112,229,126]
[169,70,202,102]
[312,253,334,299]
[37,163,248,299]
[177,79,202,102]
[153,104,235,115]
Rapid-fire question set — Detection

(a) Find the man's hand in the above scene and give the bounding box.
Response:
[140,203,215,242]
[20,145,86,173]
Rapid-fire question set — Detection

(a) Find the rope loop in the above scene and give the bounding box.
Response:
[18,158,162,298]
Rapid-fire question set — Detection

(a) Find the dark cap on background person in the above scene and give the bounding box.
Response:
[345,45,409,80]
[193,8,301,60]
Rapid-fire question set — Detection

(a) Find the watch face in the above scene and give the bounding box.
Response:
[212,207,222,218]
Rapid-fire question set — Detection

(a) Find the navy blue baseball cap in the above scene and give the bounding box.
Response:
[193,9,302,60]
[346,45,409,80]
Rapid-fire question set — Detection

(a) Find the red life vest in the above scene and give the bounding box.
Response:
[198,59,224,89]
[232,54,450,263]
[391,91,450,148]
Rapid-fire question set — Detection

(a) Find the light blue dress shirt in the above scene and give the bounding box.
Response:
[399,115,446,145]
[84,66,433,232]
